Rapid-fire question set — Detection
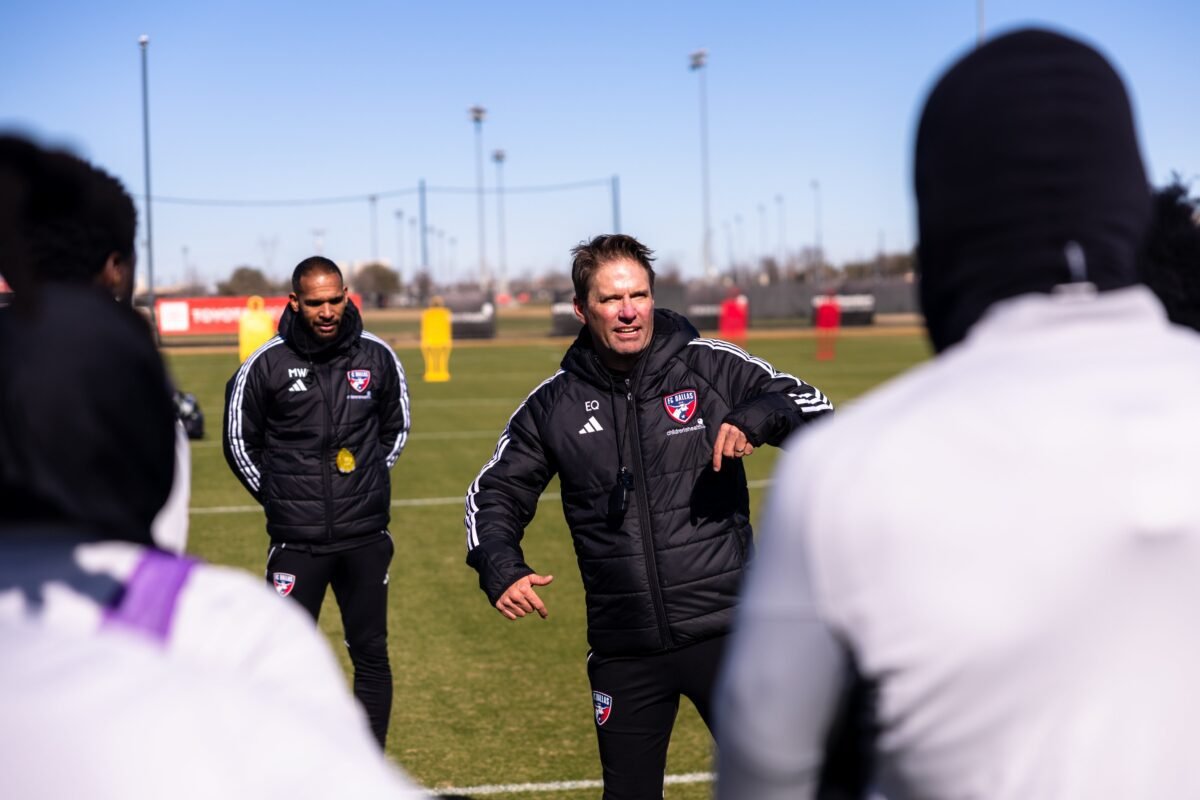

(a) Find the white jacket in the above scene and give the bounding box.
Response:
[717,287,1200,800]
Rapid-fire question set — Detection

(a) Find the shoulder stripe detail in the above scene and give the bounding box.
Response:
[688,337,833,413]
[688,337,801,384]
[790,391,834,413]
[463,369,565,551]
[362,331,410,466]
[226,336,285,491]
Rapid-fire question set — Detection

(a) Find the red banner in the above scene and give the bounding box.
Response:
[155,294,362,336]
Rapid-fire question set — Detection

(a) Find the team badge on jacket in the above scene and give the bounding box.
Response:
[663,389,698,424]
[273,572,296,597]
[347,369,372,393]
[593,691,613,726]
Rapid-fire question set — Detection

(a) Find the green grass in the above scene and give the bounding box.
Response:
[165,328,930,798]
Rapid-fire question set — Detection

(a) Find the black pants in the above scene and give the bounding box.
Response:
[266,533,393,748]
[586,635,727,800]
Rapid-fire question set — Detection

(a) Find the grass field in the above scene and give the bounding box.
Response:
[167,322,930,799]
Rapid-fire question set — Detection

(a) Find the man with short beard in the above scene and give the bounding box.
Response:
[224,256,410,749]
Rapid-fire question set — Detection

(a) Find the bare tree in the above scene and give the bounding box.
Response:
[217,266,278,296]
[354,262,402,308]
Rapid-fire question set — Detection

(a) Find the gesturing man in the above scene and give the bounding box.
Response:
[224,256,410,748]
[464,234,832,799]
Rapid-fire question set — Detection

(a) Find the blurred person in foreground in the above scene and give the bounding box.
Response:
[0,133,191,553]
[465,233,832,798]
[716,28,1200,800]
[223,255,410,749]
[0,135,420,797]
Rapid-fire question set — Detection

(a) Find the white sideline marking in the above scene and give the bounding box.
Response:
[189,480,772,515]
[423,771,713,796]
[190,430,503,448]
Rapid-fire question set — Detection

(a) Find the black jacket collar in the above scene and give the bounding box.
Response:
[278,298,364,361]
[561,307,698,389]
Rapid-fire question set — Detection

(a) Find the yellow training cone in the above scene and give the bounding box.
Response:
[238,295,275,362]
[420,298,453,382]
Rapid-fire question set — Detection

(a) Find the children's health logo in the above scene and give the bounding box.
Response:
[662,389,698,424]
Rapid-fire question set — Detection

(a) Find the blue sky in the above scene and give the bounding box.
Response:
[2,1,1196,290]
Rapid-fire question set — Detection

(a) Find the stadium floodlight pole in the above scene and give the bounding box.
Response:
[811,179,823,273]
[977,0,986,46]
[734,213,745,270]
[369,194,379,262]
[408,216,418,275]
[492,149,508,296]
[394,210,405,281]
[723,220,734,271]
[611,174,621,233]
[418,179,429,277]
[775,193,786,269]
[469,105,488,289]
[137,34,157,331]
[757,202,767,267]
[426,225,436,285]
[690,49,713,281]
[311,228,326,255]
[436,228,446,280]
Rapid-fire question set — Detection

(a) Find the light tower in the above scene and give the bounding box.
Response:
[469,105,488,288]
[493,149,508,297]
[690,49,713,280]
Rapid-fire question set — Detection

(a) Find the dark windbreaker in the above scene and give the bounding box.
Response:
[465,308,832,656]
[223,300,410,545]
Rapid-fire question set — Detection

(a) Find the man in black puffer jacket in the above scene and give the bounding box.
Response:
[464,234,832,799]
[223,256,410,748]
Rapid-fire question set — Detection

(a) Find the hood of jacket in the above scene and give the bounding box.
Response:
[560,307,700,388]
[277,296,364,360]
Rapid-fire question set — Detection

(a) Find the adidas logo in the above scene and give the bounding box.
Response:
[289,379,307,392]
[578,416,604,435]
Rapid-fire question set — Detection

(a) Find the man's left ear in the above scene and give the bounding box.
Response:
[100,253,133,303]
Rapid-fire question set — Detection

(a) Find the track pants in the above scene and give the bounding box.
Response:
[586,634,727,800]
[266,533,393,748]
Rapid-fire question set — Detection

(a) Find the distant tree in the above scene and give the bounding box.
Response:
[841,251,916,281]
[353,262,401,308]
[162,281,210,298]
[217,266,276,296]
[412,270,433,305]
[657,262,684,287]
[759,256,781,285]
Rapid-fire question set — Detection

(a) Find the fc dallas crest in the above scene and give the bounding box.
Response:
[347,369,372,393]
[663,389,698,424]
[273,572,296,597]
[592,691,613,726]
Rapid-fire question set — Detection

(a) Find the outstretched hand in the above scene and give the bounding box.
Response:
[712,422,755,472]
[495,573,555,620]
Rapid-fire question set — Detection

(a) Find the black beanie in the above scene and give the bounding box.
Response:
[914,28,1151,353]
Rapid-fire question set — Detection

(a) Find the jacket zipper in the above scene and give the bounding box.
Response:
[316,360,335,542]
[624,376,673,649]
